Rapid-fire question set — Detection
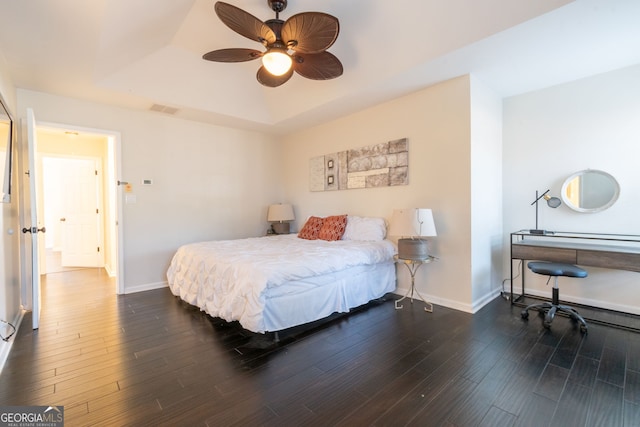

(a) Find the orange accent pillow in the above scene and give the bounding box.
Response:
[318,215,348,241]
[298,216,325,240]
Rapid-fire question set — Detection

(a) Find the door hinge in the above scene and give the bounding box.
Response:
[95,170,98,176]
[97,246,100,253]
[96,208,99,214]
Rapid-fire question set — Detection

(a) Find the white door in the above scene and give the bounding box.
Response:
[60,158,102,267]
[25,108,44,330]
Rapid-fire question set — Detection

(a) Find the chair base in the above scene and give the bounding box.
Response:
[521,302,588,333]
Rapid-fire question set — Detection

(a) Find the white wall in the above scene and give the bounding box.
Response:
[16,89,283,293]
[281,75,504,313]
[470,76,504,307]
[0,54,21,371]
[503,63,640,313]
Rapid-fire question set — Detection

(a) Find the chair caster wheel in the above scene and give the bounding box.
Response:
[543,321,551,329]
[580,324,588,333]
[521,310,529,319]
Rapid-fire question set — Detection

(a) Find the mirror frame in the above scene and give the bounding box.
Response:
[561,169,620,213]
[0,93,13,203]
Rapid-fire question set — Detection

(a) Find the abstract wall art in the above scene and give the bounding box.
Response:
[309,138,408,192]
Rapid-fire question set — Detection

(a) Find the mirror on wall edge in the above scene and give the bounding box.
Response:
[561,169,620,213]
[0,93,13,203]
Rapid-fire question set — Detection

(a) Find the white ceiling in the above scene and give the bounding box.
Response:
[1,0,639,135]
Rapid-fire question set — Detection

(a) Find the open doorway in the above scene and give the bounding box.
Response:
[42,155,104,273]
[34,125,121,293]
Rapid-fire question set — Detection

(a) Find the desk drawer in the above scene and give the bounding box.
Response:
[512,244,577,263]
[578,250,640,272]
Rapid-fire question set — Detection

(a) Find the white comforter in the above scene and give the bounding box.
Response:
[166,234,396,332]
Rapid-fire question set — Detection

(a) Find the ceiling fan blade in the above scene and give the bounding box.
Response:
[256,66,293,87]
[214,2,276,45]
[281,12,339,54]
[293,51,343,80]
[203,48,262,62]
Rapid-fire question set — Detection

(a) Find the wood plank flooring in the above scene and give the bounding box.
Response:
[1,268,640,426]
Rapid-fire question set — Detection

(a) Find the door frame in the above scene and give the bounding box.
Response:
[20,119,123,300]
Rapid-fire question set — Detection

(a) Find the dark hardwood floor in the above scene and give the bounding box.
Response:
[1,268,640,426]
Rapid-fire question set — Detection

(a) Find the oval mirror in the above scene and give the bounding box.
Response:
[561,169,620,213]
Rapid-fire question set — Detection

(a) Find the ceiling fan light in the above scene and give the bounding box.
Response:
[262,49,292,76]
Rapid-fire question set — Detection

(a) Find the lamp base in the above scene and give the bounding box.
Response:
[272,222,290,235]
[529,229,554,235]
[398,238,429,260]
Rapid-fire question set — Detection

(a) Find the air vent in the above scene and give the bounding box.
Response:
[150,104,179,115]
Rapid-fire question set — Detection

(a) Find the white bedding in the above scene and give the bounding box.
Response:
[166,234,396,333]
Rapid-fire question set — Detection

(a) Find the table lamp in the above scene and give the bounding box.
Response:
[389,208,437,260]
[267,203,295,234]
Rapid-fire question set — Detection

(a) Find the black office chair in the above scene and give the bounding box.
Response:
[521,261,588,333]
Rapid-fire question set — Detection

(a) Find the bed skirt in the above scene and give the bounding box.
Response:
[261,261,396,332]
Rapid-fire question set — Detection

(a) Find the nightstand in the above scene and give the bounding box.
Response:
[394,255,436,312]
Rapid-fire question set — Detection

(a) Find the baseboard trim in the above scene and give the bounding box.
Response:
[393,286,503,314]
[104,263,116,278]
[123,281,168,294]
[524,289,640,316]
[394,286,474,313]
[471,288,504,313]
[0,310,25,375]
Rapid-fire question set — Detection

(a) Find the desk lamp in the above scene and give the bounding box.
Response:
[530,189,561,235]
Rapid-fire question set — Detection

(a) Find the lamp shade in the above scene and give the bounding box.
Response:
[267,204,295,222]
[262,48,292,76]
[388,208,437,237]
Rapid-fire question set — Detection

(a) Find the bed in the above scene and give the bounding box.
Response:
[166,215,397,333]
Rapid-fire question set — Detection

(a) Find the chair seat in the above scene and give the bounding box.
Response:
[527,261,588,278]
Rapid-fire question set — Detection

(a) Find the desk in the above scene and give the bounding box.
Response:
[510,230,640,329]
[394,255,436,312]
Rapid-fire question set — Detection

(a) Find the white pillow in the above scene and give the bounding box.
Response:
[341,216,387,241]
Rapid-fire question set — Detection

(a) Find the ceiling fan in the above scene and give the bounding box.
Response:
[203,0,343,87]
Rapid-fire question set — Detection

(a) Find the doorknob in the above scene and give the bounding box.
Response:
[60,218,66,222]
[22,227,47,234]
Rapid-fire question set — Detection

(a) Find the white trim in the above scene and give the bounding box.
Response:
[123,281,168,295]
[524,288,640,316]
[394,286,503,314]
[471,288,504,313]
[104,263,116,278]
[0,309,24,375]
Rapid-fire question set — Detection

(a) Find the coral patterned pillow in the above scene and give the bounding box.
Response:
[298,216,325,240]
[318,215,348,241]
